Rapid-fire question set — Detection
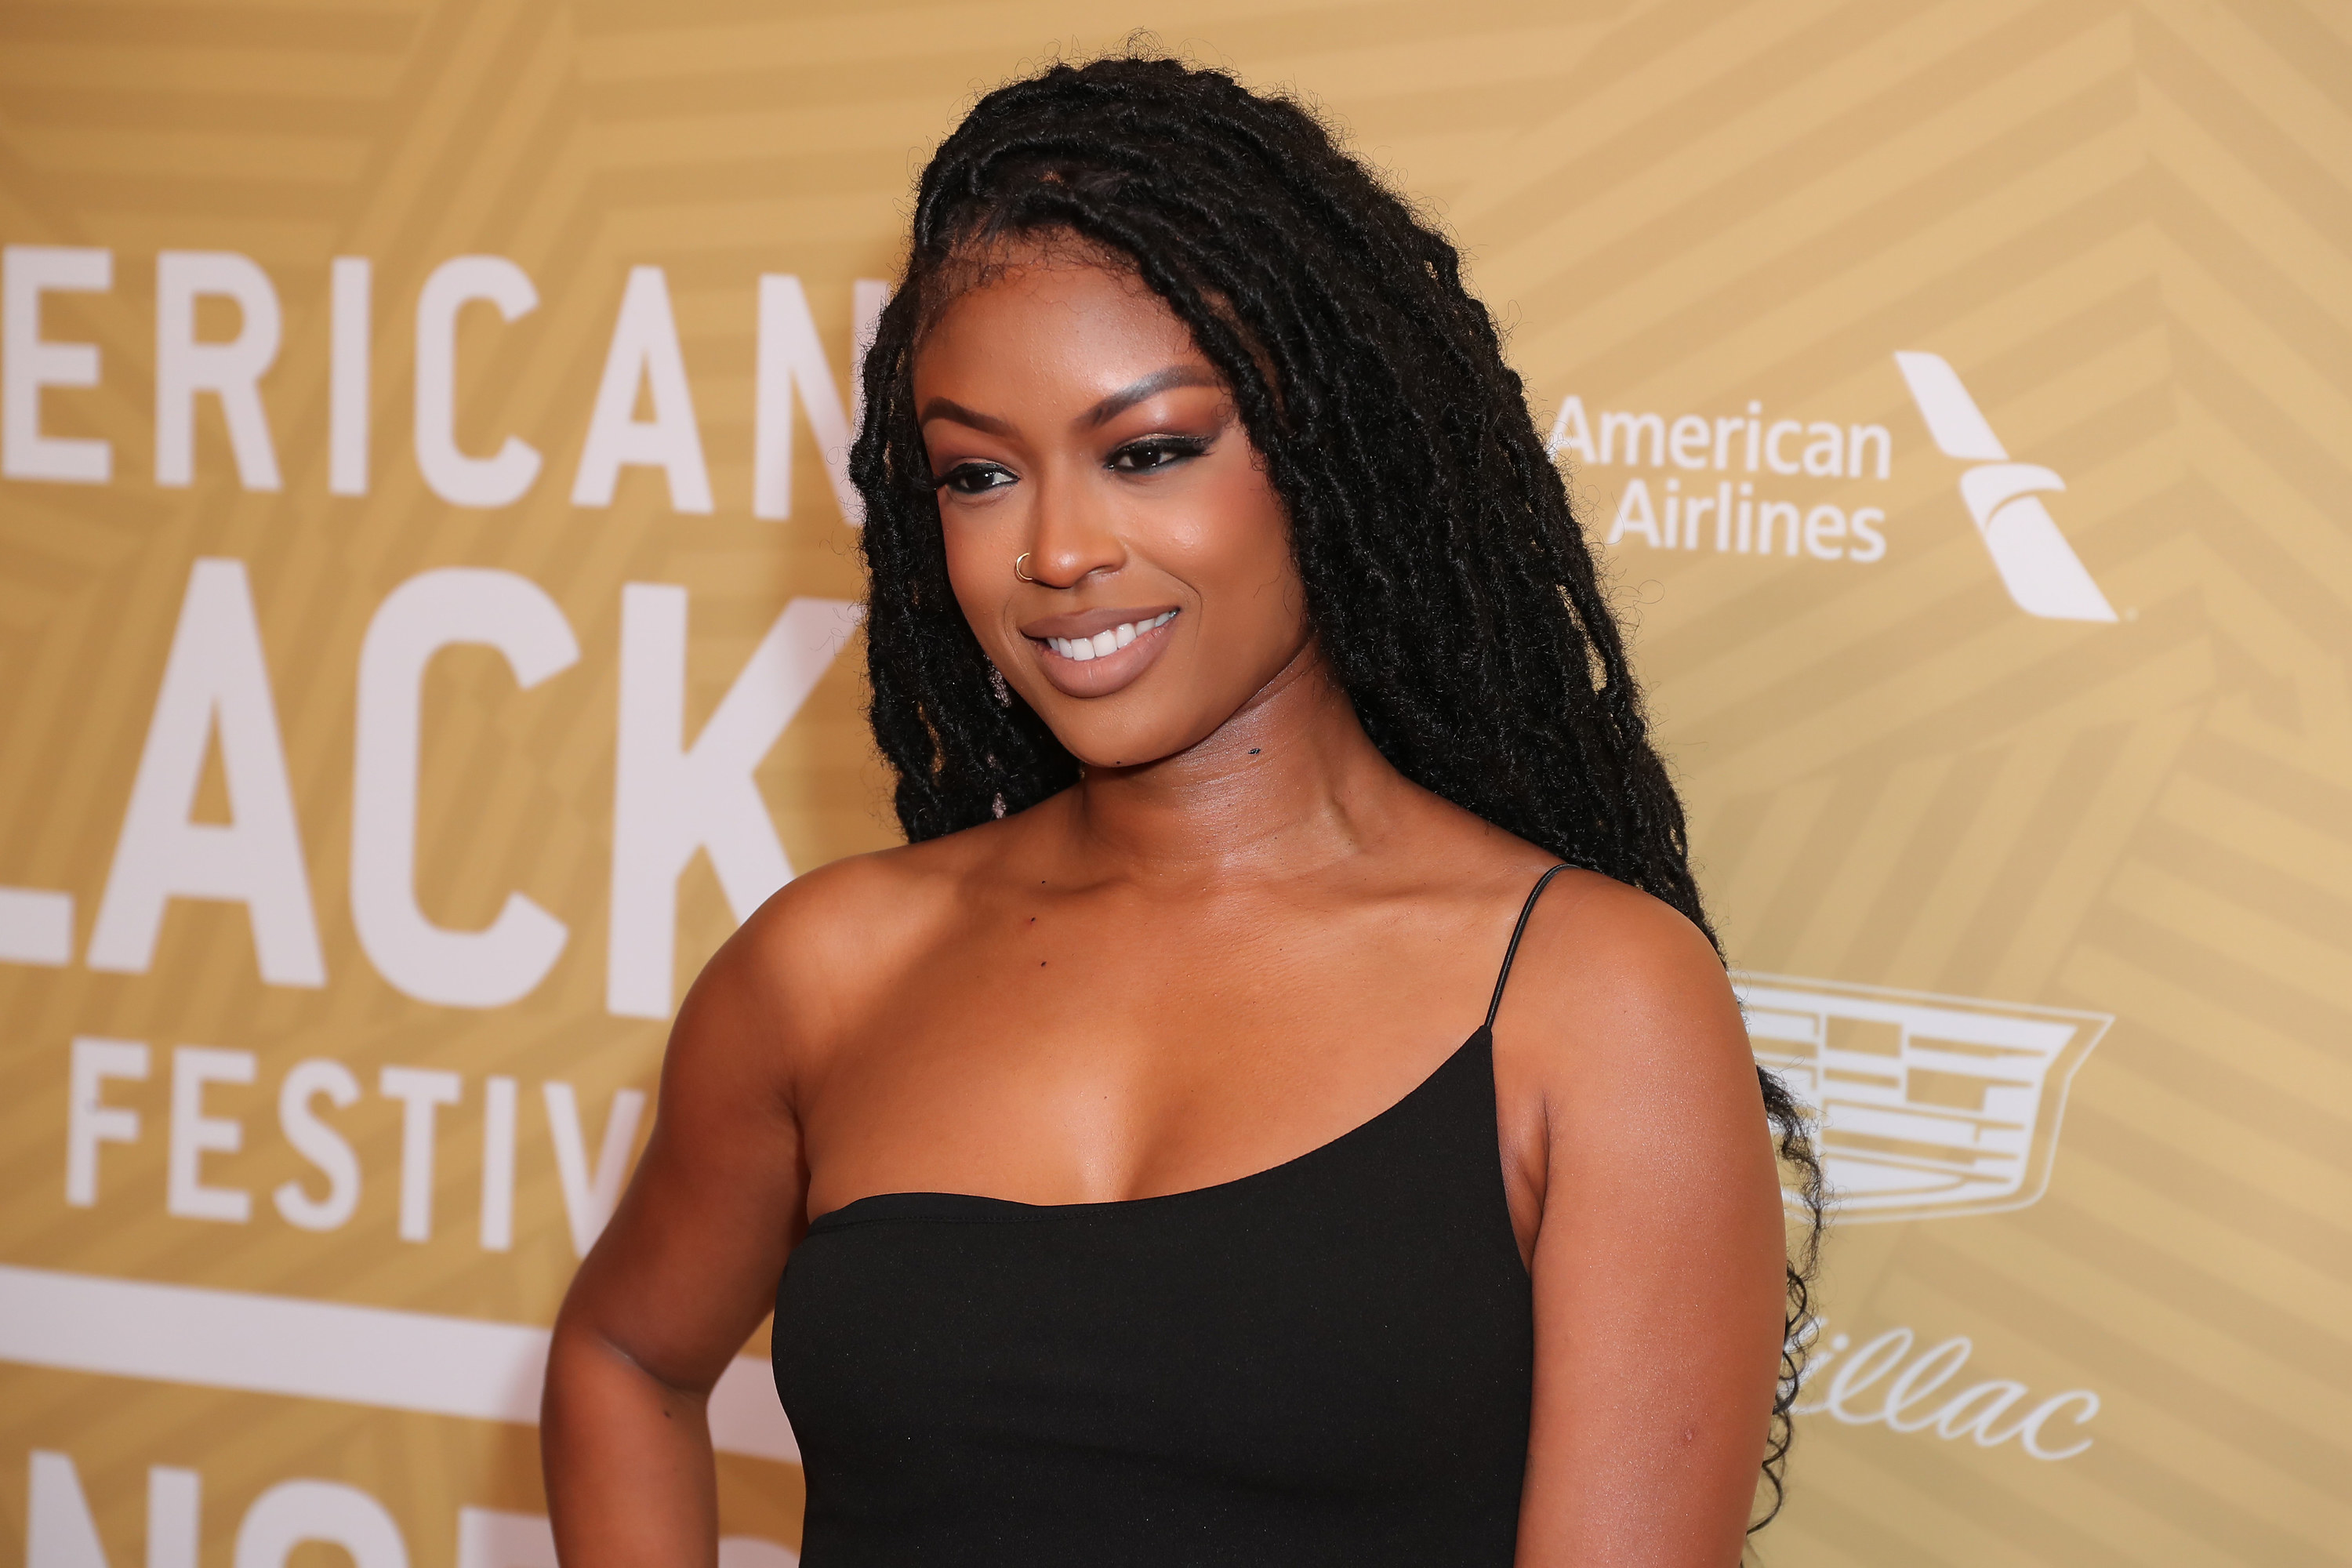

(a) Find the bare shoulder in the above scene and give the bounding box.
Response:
[1489,869,1759,1122]
[699,824,997,1058]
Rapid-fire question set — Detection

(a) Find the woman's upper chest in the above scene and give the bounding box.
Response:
[790,873,1554,1241]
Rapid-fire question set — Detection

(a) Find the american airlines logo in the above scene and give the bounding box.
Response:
[1552,353,2118,622]
[1737,973,2111,1224]
[1894,351,2117,623]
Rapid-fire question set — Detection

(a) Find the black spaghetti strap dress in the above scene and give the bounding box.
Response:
[772,865,1569,1566]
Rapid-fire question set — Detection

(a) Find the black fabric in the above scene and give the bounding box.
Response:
[772,867,1565,1565]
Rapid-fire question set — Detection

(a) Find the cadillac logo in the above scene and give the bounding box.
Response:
[1737,974,2111,1223]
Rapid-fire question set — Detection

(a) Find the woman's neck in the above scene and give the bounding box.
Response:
[1052,643,1415,885]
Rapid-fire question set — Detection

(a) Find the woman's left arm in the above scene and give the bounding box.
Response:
[1508,889,1792,1566]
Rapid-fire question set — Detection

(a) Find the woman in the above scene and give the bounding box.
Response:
[544,55,1819,1566]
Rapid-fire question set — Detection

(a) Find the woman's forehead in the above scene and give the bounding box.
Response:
[915,263,1210,395]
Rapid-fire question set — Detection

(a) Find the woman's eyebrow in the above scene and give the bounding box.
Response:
[918,397,1014,435]
[1082,366,1220,428]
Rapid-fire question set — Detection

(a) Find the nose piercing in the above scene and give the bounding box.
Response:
[1014,552,1037,583]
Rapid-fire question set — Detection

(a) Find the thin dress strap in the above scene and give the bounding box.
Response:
[1483,865,1572,1033]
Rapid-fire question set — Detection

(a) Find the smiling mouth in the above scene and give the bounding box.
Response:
[1038,610,1178,662]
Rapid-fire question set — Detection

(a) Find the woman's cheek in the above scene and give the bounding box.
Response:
[941,532,1011,655]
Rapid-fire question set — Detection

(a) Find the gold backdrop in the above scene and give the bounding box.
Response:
[3,2,2347,1563]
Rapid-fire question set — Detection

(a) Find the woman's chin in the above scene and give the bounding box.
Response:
[1030,709,1214,775]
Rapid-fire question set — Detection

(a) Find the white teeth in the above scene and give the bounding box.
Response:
[1044,611,1177,661]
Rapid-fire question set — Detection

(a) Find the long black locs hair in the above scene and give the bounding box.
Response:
[850,52,1824,1527]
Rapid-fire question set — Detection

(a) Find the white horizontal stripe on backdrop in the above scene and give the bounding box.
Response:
[0,1264,798,1463]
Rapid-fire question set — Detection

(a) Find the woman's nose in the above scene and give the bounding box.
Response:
[1022,468,1124,588]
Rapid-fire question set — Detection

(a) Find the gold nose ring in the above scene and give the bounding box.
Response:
[1014,552,1037,583]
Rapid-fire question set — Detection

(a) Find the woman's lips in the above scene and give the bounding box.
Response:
[1024,608,1180,697]
[1038,609,1177,662]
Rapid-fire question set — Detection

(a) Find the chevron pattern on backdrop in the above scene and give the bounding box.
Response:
[1,4,2345,1564]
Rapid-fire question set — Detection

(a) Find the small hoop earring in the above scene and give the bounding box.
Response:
[1014,552,1037,583]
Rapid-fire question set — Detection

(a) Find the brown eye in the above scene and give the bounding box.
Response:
[1109,436,1211,473]
[937,462,1016,495]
